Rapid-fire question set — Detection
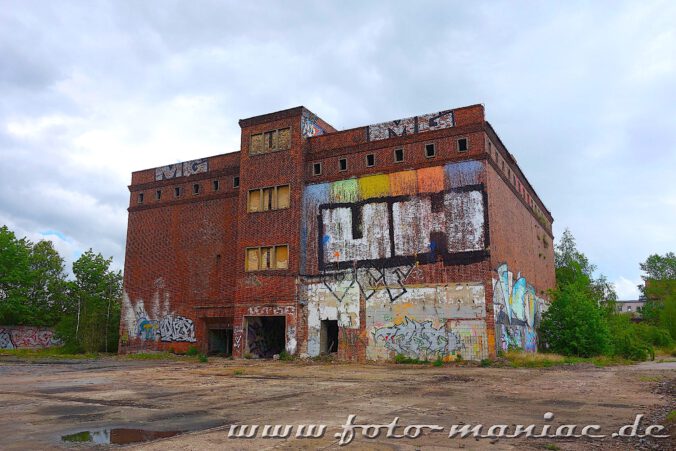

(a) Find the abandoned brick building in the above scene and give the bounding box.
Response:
[120,104,555,361]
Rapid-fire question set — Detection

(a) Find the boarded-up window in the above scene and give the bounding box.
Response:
[250,128,291,155]
[275,245,288,269]
[248,185,290,212]
[278,128,291,150]
[250,133,264,154]
[248,190,261,212]
[246,248,259,271]
[245,245,289,271]
[262,187,274,211]
[277,185,290,209]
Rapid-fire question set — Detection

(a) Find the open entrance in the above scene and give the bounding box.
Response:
[245,316,285,358]
[208,328,232,356]
[320,320,338,354]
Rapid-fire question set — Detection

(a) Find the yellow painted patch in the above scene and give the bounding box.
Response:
[416,166,445,193]
[389,170,418,196]
[358,174,390,199]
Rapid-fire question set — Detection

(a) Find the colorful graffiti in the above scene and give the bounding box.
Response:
[367,110,454,141]
[301,111,326,138]
[0,326,62,350]
[301,160,487,273]
[123,297,196,343]
[155,158,208,181]
[373,317,462,358]
[492,263,547,352]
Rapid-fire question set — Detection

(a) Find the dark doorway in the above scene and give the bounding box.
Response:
[208,328,232,356]
[246,316,286,358]
[320,320,338,354]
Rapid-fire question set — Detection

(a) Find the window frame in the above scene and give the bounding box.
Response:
[366,153,375,167]
[233,176,240,188]
[155,189,162,201]
[212,180,220,191]
[313,162,322,176]
[457,137,469,152]
[174,187,182,198]
[193,183,200,195]
[245,244,290,271]
[338,158,347,172]
[137,192,144,204]
[247,184,291,213]
[249,127,292,155]
[425,143,436,158]
[394,147,404,163]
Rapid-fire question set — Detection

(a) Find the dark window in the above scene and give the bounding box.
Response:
[313,162,322,176]
[366,154,375,167]
[425,143,436,158]
[339,158,347,171]
[233,176,240,188]
[193,183,200,194]
[175,187,181,197]
[137,193,144,204]
[394,148,404,162]
[458,138,468,152]
[155,190,161,200]
[213,180,220,191]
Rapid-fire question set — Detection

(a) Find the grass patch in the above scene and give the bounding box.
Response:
[394,354,430,364]
[504,351,632,368]
[543,444,560,451]
[233,369,244,376]
[638,375,664,382]
[0,347,98,360]
[278,351,295,361]
[198,354,208,363]
[666,410,676,423]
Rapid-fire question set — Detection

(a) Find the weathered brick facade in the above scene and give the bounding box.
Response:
[120,104,555,360]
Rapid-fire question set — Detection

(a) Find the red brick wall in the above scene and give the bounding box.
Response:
[486,162,555,297]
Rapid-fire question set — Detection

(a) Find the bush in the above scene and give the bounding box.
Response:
[480,358,492,367]
[539,283,611,357]
[433,356,444,367]
[278,351,295,361]
[198,354,208,363]
[186,346,199,356]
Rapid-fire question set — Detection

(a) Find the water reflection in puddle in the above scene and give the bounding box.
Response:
[62,428,181,444]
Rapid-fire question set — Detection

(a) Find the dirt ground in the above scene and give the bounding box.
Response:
[0,357,673,450]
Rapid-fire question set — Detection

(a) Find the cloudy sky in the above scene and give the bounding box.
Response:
[1,1,674,298]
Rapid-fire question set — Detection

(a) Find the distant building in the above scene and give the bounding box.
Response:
[119,104,555,360]
[615,299,646,315]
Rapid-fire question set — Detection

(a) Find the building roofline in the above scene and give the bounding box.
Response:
[485,121,553,222]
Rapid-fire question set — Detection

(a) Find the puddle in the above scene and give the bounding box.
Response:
[62,428,181,445]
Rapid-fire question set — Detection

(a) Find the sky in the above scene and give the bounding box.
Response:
[1,0,674,299]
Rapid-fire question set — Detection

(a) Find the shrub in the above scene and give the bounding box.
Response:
[539,283,611,357]
[198,354,208,363]
[186,346,199,356]
[480,358,492,367]
[433,356,444,367]
[278,351,295,361]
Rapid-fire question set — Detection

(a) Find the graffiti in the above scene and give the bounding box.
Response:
[244,273,262,287]
[155,158,208,181]
[159,315,196,342]
[493,263,546,352]
[0,326,62,350]
[303,161,487,272]
[0,331,13,349]
[233,326,243,351]
[367,110,454,142]
[373,317,463,358]
[247,305,296,316]
[302,111,326,138]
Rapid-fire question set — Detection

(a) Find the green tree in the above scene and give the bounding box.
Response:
[25,240,68,326]
[540,279,611,356]
[0,226,32,324]
[638,253,676,338]
[640,252,676,281]
[57,250,122,353]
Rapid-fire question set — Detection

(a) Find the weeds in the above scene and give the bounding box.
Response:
[0,347,99,360]
[186,346,199,356]
[198,354,208,363]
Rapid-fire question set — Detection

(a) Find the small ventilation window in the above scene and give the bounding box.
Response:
[313,162,322,176]
[458,138,468,152]
[175,187,182,197]
[155,190,161,200]
[394,148,404,163]
[366,154,375,167]
[425,143,436,158]
[339,158,347,172]
[137,193,144,204]
[193,183,200,194]
[213,180,220,191]
[233,176,240,188]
